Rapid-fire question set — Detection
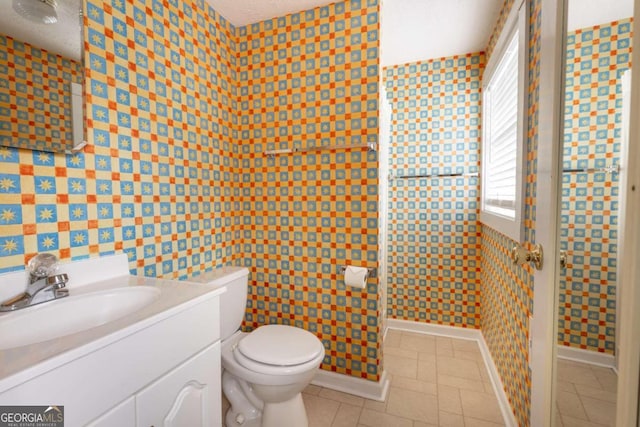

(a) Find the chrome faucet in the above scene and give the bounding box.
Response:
[0,254,69,312]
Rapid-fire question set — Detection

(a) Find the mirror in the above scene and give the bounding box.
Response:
[555,0,633,424]
[0,0,84,153]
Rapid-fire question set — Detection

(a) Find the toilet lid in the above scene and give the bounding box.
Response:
[237,325,324,366]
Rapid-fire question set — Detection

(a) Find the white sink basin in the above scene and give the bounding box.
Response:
[0,286,160,350]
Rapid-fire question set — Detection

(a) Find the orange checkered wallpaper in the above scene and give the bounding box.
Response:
[559,19,632,355]
[0,35,82,153]
[236,0,382,380]
[0,0,241,278]
[0,0,382,382]
[383,53,483,328]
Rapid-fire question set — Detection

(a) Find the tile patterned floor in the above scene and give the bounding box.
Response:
[555,358,617,427]
[223,329,507,427]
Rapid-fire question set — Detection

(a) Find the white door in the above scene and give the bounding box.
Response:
[615,70,632,370]
[615,0,640,421]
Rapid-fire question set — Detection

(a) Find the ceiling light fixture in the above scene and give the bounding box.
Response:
[12,0,59,25]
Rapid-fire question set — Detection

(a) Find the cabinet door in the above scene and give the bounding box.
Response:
[136,342,221,427]
[86,397,135,427]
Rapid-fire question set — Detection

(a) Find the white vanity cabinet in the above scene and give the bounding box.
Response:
[88,343,221,427]
[136,342,221,426]
[0,255,225,427]
[87,397,135,427]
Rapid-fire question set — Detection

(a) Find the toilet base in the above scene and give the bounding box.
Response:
[262,393,308,427]
[225,409,261,427]
[224,392,308,427]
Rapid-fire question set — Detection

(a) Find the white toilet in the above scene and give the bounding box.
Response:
[189,266,325,427]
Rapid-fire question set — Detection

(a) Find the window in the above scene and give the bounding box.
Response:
[481,0,526,241]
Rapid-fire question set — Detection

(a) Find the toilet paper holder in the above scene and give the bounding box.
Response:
[339,266,376,280]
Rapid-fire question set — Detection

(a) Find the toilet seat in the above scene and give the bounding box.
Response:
[234,325,325,376]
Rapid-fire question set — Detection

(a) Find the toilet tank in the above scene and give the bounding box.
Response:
[186,266,249,341]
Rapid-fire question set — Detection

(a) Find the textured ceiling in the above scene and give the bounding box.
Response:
[381,0,503,67]
[0,0,82,61]
[1,0,632,72]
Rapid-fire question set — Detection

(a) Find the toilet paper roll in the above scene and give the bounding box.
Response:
[344,266,369,289]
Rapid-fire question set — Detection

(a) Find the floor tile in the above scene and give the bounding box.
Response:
[385,345,419,360]
[385,353,418,379]
[437,373,486,392]
[305,384,323,395]
[437,384,462,414]
[318,388,365,407]
[463,417,505,426]
[556,390,588,420]
[400,332,437,354]
[435,337,454,357]
[574,383,616,403]
[556,358,618,426]
[358,408,413,427]
[459,389,504,424]
[451,339,480,354]
[304,394,341,427]
[436,357,482,382]
[363,398,387,413]
[417,357,438,383]
[384,329,402,348]
[331,403,362,427]
[557,360,600,387]
[391,375,438,395]
[580,396,616,426]
[592,367,618,393]
[223,330,509,427]
[386,386,439,424]
[454,348,483,363]
[561,414,609,427]
[478,363,492,382]
[556,380,577,393]
[483,381,496,394]
[438,411,464,427]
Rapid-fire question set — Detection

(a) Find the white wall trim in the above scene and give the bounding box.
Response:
[311,369,390,402]
[386,318,481,341]
[615,0,640,424]
[386,319,518,427]
[530,0,565,425]
[556,345,616,370]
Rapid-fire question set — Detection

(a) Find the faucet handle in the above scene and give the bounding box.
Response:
[27,253,59,278]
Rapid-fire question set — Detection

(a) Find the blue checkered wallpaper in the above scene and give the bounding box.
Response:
[0,0,241,277]
[559,19,632,354]
[0,0,383,383]
[0,35,83,153]
[383,53,483,327]
[236,0,382,381]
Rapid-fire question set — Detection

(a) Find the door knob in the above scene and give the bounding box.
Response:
[511,243,544,270]
[559,250,567,268]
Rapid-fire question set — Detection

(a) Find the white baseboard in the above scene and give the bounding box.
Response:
[311,369,390,402]
[557,345,617,370]
[386,318,482,341]
[475,330,518,427]
[386,319,518,427]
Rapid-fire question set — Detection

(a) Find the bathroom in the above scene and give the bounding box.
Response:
[0,0,639,426]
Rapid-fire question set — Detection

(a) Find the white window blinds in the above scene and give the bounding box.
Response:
[483,31,519,219]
